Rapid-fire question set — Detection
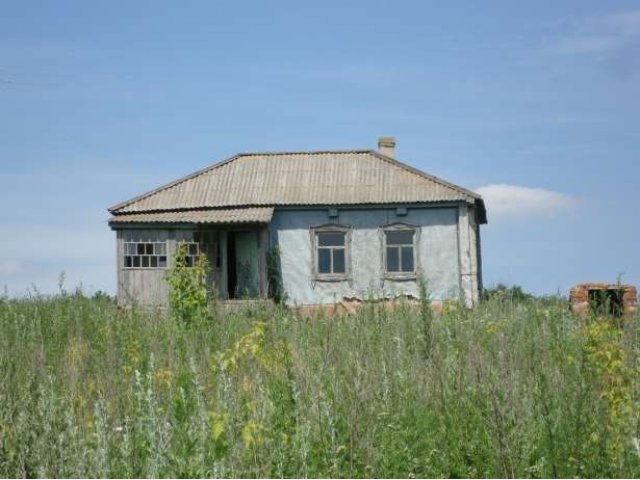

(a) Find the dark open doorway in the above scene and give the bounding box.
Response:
[588,288,624,317]
[227,232,237,298]
[226,230,259,299]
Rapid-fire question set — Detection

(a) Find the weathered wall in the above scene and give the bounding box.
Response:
[116,228,225,306]
[270,206,467,306]
[114,205,481,308]
[116,229,171,306]
[115,226,267,306]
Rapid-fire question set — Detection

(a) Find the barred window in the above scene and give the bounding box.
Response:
[123,241,168,268]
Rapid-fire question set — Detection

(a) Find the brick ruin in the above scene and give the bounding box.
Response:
[570,283,637,317]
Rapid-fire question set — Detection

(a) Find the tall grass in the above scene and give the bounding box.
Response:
[0,291,638,477]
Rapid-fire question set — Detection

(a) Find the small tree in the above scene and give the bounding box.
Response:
[165,242,210,326]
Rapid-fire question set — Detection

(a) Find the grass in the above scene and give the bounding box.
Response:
[0,291,639,478]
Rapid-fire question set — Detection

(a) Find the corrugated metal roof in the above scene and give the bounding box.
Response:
[109,150,486,223]
[108,207,274,225]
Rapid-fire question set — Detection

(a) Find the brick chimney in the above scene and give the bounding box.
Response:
[378,136,396,158]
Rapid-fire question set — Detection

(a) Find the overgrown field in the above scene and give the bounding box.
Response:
[0,293,639,478]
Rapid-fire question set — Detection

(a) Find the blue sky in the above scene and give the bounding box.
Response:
[1,0,639,296]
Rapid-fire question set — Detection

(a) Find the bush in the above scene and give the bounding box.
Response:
[164,243,211,326]
[482,283,533,302]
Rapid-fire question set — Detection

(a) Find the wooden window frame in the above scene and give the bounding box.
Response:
[123,240,168,270]
[190,230,223,270]
[175,241,202,268]
[381,223,419,280]
[310,224,351,281]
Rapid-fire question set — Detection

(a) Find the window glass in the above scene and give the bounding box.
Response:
[401,246,414,272]
[314,229,348,276]
[386,230,413,245]
[123,233,169,269]
[318,249,331,273]
[386,247,399,272]
[385,228,415,274]
[318,232,345,247]
[333,248,346,273]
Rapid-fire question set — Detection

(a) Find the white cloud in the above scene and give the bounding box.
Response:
[475,184,577,220]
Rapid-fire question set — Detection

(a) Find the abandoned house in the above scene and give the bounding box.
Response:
[108,137,487,309]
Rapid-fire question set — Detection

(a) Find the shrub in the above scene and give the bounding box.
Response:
[164,243,210,326]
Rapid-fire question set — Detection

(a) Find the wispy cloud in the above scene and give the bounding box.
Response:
[475,184,578,221]
[549,9,640,56]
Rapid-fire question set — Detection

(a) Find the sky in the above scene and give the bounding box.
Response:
[1,0,639,297]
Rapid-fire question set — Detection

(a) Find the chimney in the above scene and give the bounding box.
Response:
[378,136,396,158]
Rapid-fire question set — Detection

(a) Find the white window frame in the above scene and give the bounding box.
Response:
[311,224,351,281]
[381,223,419,280]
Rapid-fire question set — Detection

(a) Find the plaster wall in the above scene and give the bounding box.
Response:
[270,206,463,306]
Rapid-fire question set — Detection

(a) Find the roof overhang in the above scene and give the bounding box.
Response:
[109,206,274,227]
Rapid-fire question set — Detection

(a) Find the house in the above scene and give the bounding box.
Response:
[108,137,487,309]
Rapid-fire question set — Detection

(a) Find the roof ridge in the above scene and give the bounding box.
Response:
[236,149,372,156]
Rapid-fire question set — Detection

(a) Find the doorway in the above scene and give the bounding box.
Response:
[226,231,259,299]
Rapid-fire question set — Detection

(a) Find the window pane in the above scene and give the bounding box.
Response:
[386,230,413,245]
[401,246,414,272]
[157,243,166,255]
[137,243,145,255]
[145,243,153,255]
[333,248,345,273]
[150,256,158,268]
[189,243,198,256]
[318,232,345,247]
[318,248,331,273]
[141,256,149,268]
[386,247,399,272]
[133,256,141,268]
[159,256,167,267]
[125,256,132,268]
